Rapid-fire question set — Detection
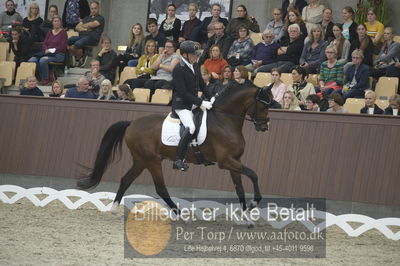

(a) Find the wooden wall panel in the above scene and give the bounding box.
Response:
[0,95,399,205]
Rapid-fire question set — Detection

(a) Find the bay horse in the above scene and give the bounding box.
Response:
[77,83,272,213]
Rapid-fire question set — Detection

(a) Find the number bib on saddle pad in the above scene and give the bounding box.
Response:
[161,111,208,146]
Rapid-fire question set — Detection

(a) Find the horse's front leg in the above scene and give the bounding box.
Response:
[229,170,246,211]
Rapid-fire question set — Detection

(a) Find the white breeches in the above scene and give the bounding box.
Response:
[175,109,195,134]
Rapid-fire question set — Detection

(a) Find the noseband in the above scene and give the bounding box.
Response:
[248,88,272,127]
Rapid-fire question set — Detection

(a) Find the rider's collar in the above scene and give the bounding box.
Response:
[181,57,194,74]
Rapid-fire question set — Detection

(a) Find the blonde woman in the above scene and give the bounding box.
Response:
[117,23,145,71]
[22,3,43,42]
[266,68,286,103]
[116,84,134,101]
[49,80,64,97]
[98,79,116,100]
[280,91,301,110]
[302,0,324,35]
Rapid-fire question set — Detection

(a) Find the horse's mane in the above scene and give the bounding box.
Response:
[213,82,257,107]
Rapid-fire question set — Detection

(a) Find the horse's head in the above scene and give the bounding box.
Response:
[247,87,273,132]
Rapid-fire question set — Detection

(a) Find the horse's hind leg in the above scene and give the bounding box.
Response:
[229,171,247,211]
[111,161,144,210]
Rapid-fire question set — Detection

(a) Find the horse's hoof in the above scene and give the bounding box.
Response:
[110,202,119,212]
[247,223,255,229]
[249,199,258,209]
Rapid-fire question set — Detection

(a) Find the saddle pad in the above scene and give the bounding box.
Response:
[161,112,207,146]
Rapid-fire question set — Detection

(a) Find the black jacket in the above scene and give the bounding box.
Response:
[360,104,384,114]
[199,33,233,64]
[281,0,307,19]
[200,16,229,42]
[348,36,374,66]
[384,106,399,115]
[172,60,211,111]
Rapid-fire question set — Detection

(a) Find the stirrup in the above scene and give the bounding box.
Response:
[173,159,189,171]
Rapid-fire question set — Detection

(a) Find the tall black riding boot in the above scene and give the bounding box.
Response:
[173,127,193,171]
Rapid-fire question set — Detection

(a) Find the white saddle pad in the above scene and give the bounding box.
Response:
[161,112,207,146]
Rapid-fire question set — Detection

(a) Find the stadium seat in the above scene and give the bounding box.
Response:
[15,62,36,87]
[0,42,9,62]
[132,88,150,103]
[119,67,136,85]
[250,33,262,45]
[307,74,319,87]
[117,45,127,52]
[393,35,400,43]
[0,61,16,87]
[151,89,172,104]
[375,77,398,100]
[344,98,365,114]
[280,73,293,86]
[253,72,272,87]
[67,29,79,38]
[375,99,389,110]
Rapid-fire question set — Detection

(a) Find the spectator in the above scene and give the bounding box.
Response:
[233,65,252,86]
[327,93,348,113]
[8,27,32,67]
[319,45,344,97]
[124,39,159,89]
[305,94,321,111]
[96,36,117,83]
[302,0,324,35]
[97,79,116,100]
[84,59,105,95]
[200,66,212,86]
[329,23,351,64]
[360,90,384,114]
[145,18,167,54]
[117,23,145,72]
[144,40,180,92]
[28,15,67,85]
[266,68,286,103]
[371,27,400,79]
[62,0,90,29]
[20,76,44,96]
[178,3,202,44]
[287,66,315,106]
[22,3,44,42]
[226,4,260,40]
[65,77,96,99]
[384,94,400,116]
[265,8,285,42]
[210,65,234,95]
[159,4,181,45]
[257,24,304,73]
[365,8,384,48]
[246,29,278,73]
[341,6,358,44]
[281,0,307,19]
[203,44,228,79]
[227,25,253,66]
[0,0,22,33]
[68,1,105,67]
[199,22,233,64]
[116,84,134,101]
[299,25,328,73]
[319,7,334,42]
[200,3,229,43]
[282,8,308,42]
[49,80,64,97]
[280,91,301,110]
[346,23,374,71]
[341,49,370,100]
[40,5,58,36]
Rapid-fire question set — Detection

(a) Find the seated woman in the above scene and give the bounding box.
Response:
[232,65,253,86]
[124,39,159,89]
[365,8,384,49]
[84,59,105,95]
[341,6,358,44]
[210,65,234,95]
[305,94,321,111]
[144,40,180,92]
[265,8,285,42]
[280,91,301,110]
[159,4,181,45]
[203,44,228,79]
[22,3,44,42]
[28,15,67,85]
[327,93,348,113]
[265,68,286,103]
[319,45,344,97]
[116,84,134,101]
[257,24,304,73]
[117,23,145,72]
[226,4,260,39]
[319,7,334,41]
[8,27,32,67]
[287,66,315,107]
[20,76,44,96]
[97,79,116,100]
[227,25,253,66]
[96,36,118,83]
[347,24,374,69]
[40,5,58,37]
[360,90,384,114]
[371,27,400,79]
[384,94,400,116]
[299,25,328,74]
[49,80,64,97]
[302,0,324,35]
[329,24,351,65]
[281,8,308,42]
[341,49,370,100]
[200,66,212,86]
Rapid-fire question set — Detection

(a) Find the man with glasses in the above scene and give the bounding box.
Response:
[0,0,22,39]
[246,29,278,73]
[199,22,233,64]
[200,3,228,43]
[145,18,167,54]
[178,3,202,43]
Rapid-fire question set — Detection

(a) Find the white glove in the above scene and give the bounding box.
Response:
[210,96,215,104]
[200,100,213,111]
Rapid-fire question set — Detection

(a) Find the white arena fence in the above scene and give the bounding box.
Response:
[0,185,399,240]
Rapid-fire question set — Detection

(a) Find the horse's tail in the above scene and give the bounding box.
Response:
[77,121,131,190]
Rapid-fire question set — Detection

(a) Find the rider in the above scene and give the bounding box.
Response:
[171,40,214,171]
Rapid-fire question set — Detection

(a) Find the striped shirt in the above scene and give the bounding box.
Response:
[319,60,344,85]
